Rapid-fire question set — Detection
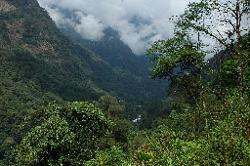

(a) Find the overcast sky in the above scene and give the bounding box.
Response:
[37,0,197,55]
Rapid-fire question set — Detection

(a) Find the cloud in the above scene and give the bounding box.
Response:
[74,12,105,41]
[37,0,197,55]
[43,5,105,41]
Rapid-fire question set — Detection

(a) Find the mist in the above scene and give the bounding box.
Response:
[37,0,197,55]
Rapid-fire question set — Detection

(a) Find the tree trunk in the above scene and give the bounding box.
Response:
[235,0,244,97]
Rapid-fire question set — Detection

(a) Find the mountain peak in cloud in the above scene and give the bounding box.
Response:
[38,0,196,55]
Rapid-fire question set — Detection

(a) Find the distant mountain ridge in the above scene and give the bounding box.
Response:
[0,0,167,111]
[58,9,167,103]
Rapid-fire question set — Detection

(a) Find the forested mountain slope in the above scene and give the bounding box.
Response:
[0,0,107,107]
[1,0,250,165]
[0,0,167,158]
[62,27,167,103]
[0,0,167,111]
[0,0,108,157]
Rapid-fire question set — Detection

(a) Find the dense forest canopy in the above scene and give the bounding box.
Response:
[0,0,250,165]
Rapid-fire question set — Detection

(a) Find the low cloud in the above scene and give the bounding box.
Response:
[74,12,105,41]
[38,0,196,55]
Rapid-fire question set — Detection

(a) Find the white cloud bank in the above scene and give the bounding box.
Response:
[37,0,197,55]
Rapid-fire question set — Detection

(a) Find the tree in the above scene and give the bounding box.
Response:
[14,102,111,165]
[147,33,206,106]
[98,95,124,118]
[97,95,130,150]
[176,0,250,96]
[148,33,205,81]
[14,112,74,166]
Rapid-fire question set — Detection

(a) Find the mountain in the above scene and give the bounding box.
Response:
[61,26,167,103]
[0,0,167,151]
[1,0,112,101]
[0,0,110,155]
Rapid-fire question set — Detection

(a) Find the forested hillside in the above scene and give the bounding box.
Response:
[0,0,165,124]
[0,0,167,163]
[61,26,167,103]
[1,0,250,165]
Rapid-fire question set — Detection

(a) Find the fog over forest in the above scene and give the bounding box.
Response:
[38,0,198,54]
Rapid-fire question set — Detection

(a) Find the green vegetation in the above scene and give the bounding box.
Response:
[14,102,111,165]
[0,0,165,163]
[0,0,250,165]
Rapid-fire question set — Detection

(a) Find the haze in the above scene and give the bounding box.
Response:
[37,0,197,55]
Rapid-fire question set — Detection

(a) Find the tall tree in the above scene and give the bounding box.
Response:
[147,33,204,81]
[176,0,250,96]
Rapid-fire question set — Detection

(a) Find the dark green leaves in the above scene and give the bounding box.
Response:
[148,35,204,79]
[14,102,112,165]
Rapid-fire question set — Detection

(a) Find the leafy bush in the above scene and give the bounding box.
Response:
[13,102,112,165]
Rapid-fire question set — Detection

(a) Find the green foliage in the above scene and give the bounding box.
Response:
[1,0,250,165]
[63,28,167,104]
[13,102,111,165]
[219,34,250,95]
[62,102,112,163]
[142,1,250,165]
[97,95,132,150]
[176,0,250,96]
[131,96,250,165]
[0,1,167,160]
[85,146,134,166]
[14,113,75,165]
[98,95,124,118]
[148,34,204,80]
[0,0,167,163]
